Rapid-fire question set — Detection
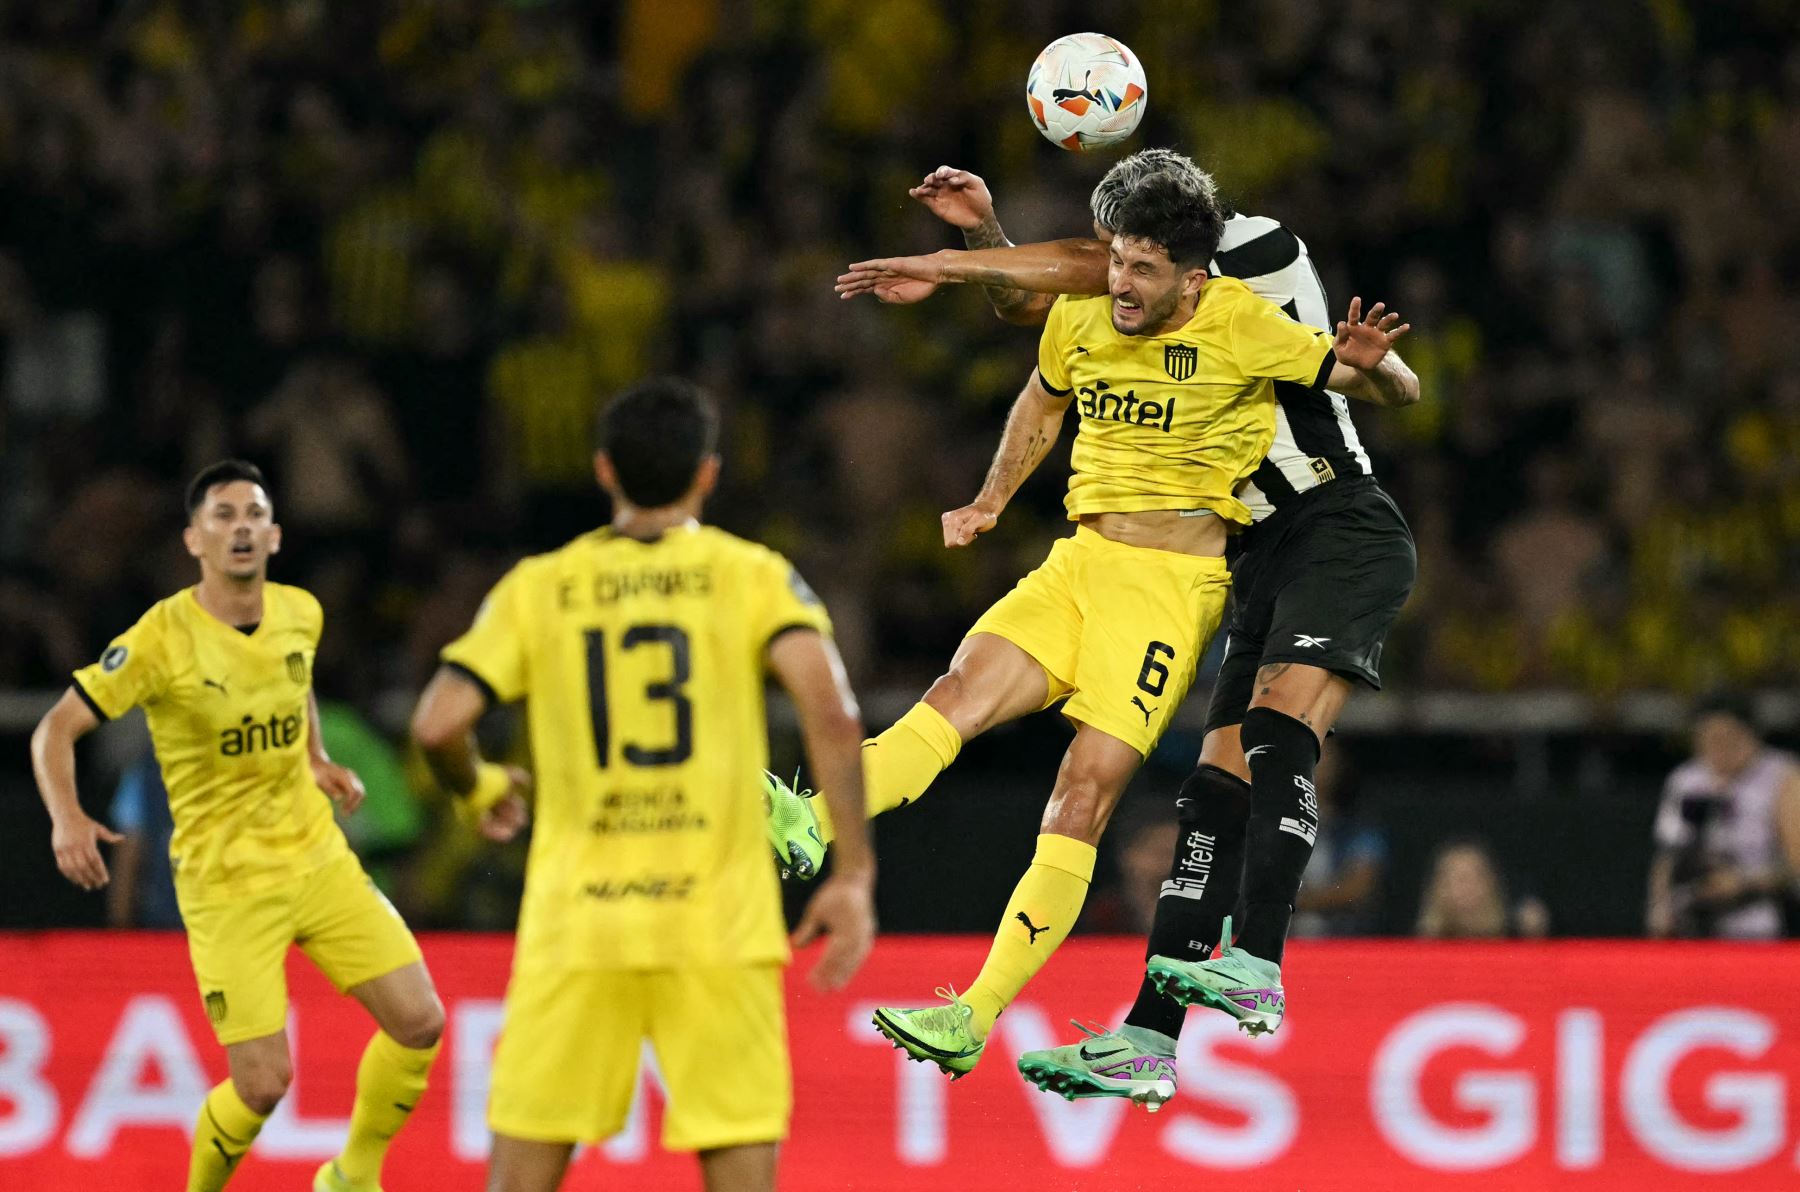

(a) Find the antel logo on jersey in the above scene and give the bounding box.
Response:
[219,706,305,756]
[1077,380,1176,432]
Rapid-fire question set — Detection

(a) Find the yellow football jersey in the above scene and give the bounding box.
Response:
[1036,277,1336,524]
[441,524,833,972]
[71,584,348,903]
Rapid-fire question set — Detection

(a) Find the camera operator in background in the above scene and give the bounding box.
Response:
[1647,693,1800,939]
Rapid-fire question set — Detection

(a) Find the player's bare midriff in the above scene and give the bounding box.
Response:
[1079,508,1226,557]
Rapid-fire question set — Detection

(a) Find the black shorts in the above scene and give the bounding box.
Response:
[1203,477,1416,735]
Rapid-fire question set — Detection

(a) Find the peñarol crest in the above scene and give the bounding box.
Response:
[1164,344,1197,381]
[286,652,307,684]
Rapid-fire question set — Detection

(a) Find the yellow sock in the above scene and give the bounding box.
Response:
[964,833,1096,1039]
[334,1032,440,1186]
[188,1079,268,1191]
[815,701,961,843]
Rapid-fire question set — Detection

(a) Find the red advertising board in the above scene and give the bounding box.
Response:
[3,933,1800,1189]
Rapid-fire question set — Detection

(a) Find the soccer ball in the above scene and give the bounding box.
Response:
[1025,33,1147,152]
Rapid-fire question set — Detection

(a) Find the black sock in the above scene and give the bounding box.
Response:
[1234,707,1322,964]
[1125,763,1254,1039]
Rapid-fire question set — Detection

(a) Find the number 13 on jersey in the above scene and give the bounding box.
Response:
[583,625,694,768]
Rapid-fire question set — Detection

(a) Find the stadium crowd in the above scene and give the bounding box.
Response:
[2,3,1796,932]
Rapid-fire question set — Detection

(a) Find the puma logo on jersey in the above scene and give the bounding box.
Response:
[1131,696,1156,725]
[1015,911,1050,945]
[202,677,229,695]
[1293,634,1332,648]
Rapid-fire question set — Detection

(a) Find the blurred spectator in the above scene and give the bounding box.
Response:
[1416,839,1550,939]
[105,752,180,930]
[1646,693,1800,939]
[319,698,424,894]
[1079,800,1179,936]
[1292,742,1386,937]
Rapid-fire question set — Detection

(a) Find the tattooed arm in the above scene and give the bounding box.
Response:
[941,369,1073,547]
[907,165,1092,327]
[835,239,1110,317]
[961,213,1059,325]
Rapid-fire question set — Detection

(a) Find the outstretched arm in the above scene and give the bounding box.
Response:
[1325,297,1420,407]
[837,239,1109,309]
[941,369,1073,547]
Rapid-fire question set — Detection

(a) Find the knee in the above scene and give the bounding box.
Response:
[1040,771,1113,844]
[389,993,447,1051]
[922,667,989,737]
[236,1060,292,1115]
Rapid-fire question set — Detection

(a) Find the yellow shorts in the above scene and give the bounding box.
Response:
[488,962,790,1152]
[968,525,1231,756]
[181,852,424,1045]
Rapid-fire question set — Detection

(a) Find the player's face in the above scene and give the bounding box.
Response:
[1107,236,1198,335]
[185,481,280,581]
[1695,713,1758,777]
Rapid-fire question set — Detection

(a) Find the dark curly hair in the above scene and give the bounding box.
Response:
[1105,167,1226,268]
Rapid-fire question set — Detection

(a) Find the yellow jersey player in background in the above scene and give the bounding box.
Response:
[29,460,446,1192]
[770,167,1410,1081]
[410,377,877,1192]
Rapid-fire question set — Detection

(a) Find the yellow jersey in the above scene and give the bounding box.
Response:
[441,524,833,972]
[71,584,348,903]
[1036,277,1337,525]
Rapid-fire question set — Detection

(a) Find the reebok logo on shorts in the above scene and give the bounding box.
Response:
[1293,634,1331,648]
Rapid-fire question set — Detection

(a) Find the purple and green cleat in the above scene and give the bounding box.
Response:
[1018,1022,1177,1111]
[1146,915,1285,1036]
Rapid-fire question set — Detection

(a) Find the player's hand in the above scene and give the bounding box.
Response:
[313,758,367,815]
[477,767,533,842]
[941,502,1000,547]
[1333,296,1410,370]
[835,253,948,304]
[834,267,940,305]
[791,868,876,992]
[910,165,996,231]
[51,812,123,891]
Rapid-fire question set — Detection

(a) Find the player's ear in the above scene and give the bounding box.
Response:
[1184,266,1208,298]
[182,522,202,561]
[593,451,620,497]
[267,523,282,556]
[691,454,721,502]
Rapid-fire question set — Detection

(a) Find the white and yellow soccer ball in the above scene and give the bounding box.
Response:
[1025,32,1147,152]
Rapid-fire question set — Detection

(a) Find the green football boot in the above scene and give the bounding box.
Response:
[762,770,826,881]
[1018,1022,1178,1110]
[1146,915,1285,1036]
[872,986,985,1079]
